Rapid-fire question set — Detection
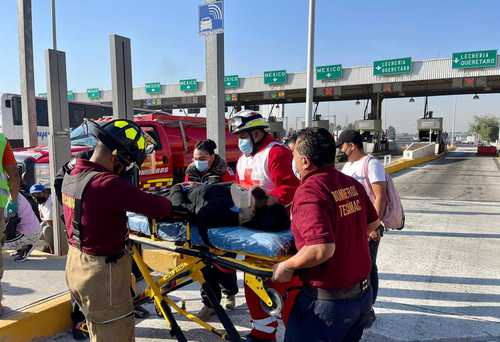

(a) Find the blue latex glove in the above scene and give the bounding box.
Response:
[6,200,18,217]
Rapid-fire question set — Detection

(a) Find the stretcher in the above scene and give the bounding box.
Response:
[127,212,295,342]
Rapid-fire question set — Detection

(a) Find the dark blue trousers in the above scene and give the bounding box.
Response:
[284,287,373,342]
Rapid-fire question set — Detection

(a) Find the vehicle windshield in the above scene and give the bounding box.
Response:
[70,122,98,147]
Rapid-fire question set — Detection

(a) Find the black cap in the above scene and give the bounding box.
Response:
[336,130,363,148]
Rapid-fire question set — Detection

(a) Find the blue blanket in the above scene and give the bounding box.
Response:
[127,212,294,258]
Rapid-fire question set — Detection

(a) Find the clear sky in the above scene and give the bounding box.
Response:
[1,0,499,133]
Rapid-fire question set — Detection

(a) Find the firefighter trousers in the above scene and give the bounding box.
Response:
[66,245,135,342]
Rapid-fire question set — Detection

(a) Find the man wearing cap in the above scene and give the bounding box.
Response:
[273,127,380,341]
[30,183,53,251]
[337,129,388,324]
[63,119,172,341]
[229,110,300,342]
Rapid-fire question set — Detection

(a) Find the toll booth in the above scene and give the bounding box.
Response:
[268,117,285,139]
[299,119,330,131]
[417,117,445,153]
[354,119,384,153]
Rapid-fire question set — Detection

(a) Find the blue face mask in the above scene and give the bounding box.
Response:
[238,138,253,155]
[194,160,210,172]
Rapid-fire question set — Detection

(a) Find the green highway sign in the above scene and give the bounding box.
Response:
[264,70,287,85]
[145,82,162,94]
[224,75,240,89]
[38,93,47,97]
[180,79,198,92]
[373,57,412,76]
[87,88,101,100]
[316,64,342,81]
[452,50,497,69]
[67,91,75,101]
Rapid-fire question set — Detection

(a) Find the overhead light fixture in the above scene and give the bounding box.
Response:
[409,97,415,103]
[355,99,361,105]
[473,94,479,100]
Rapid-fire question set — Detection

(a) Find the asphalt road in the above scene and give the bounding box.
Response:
[46,147,500,341]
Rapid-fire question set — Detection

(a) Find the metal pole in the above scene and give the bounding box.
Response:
[110,34,133,119]
[46,49,71,255]
[451,95,457,145]
[204,18,226,158]
[51,0,57,49]
[17,0,37,147]
[304,0,316,128]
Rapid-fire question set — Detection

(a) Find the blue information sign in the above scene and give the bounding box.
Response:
[199,1,224,35]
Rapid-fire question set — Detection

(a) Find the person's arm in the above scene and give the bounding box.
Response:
[267,146,300,205]
[109,176,172,218]
[371,182,387,218]
[368,219,381,234]
[273,186,334,282]
[3,143,20,202]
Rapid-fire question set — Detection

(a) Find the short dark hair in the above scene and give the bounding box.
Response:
[195,139,217,155]
[296,127,336,167]
[285,133,298,146]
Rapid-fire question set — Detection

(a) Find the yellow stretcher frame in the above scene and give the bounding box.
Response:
[129,220,288,342]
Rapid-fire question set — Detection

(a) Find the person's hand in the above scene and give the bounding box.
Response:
[369,230,381,241]
[272,262,294,283]
[6,200,17,217]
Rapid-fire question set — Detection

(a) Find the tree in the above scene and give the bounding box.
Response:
[387,126,397,140]
[469,115,500,142]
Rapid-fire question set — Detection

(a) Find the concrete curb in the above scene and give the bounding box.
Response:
[0,292,71,342]
[385,152,445,174]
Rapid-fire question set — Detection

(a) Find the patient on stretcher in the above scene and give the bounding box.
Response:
[128,183,295,258]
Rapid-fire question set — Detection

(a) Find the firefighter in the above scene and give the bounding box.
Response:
[229,110,300,342]
[62,119,172,342]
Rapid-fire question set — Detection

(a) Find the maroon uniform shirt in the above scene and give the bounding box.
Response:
[64,159,172,256]
[291,166,378,290]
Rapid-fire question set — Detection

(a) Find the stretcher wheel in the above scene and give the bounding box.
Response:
[259,288,283,317]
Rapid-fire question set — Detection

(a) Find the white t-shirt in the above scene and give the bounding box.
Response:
[38,195,53,221]
[341,155,386,197]
[16,194,41,236]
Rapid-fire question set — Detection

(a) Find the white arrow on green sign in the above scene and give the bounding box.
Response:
[264,70,287,85]
[224,75,240,89]
[145,82,162,94]
[452,50,497,69]
[316,64,342,81]
[180,79,198,92]
[373,57,412,76]
[87,88,101,100]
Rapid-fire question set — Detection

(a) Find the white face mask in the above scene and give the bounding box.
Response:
[292,159,301,179]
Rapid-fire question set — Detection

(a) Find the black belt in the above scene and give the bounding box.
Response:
[305,278,370,301]
[105,249,127,264]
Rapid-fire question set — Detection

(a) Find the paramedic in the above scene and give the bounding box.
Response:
[273,127,380,342]
[63,119,172,342]
[185,139,239,319]
[230,110,300,342]
[0,132,20,316]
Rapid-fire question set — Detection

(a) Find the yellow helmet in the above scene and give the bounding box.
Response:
[229,110,269,134]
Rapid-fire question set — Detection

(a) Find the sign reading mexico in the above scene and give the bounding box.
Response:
[199,1,224,35]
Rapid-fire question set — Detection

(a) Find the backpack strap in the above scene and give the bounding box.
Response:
[361,155,376,203]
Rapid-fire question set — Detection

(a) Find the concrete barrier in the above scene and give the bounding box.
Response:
[403,142,436,160]
[386,152,444,174]
[0,292,72,342]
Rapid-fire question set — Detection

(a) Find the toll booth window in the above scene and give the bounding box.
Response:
[35,99,49,126]
[12,96,22,125]
[141,126,161,150]
[12,97,49,126]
